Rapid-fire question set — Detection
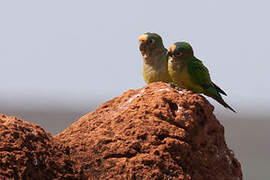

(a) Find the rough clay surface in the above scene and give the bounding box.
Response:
[0,114,80,179]
[55,82,242,180]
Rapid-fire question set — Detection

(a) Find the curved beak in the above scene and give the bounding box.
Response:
[167,51,172,57]
[139,34,148,52]
[139,41,146,51]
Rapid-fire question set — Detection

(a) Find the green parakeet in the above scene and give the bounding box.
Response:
[167,42,236,112]
[139,32,172,84]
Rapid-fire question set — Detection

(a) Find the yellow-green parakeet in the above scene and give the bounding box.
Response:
[168,42,236,112]
[139,32,172,84]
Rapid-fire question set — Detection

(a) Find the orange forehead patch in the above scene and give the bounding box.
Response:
[139,34,148,42]
[170,44,176,52]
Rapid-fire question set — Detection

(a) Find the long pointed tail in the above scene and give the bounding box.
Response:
[219,99,236,113]
[214,95,236,113]
[205,89,236,113]
[212,82,227,96]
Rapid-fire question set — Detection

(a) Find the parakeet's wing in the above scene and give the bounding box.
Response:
[187,58,236,112]
[188,58,227,95]
[187,58,213,87]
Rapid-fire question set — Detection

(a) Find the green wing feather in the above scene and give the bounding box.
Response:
[187,58,212,87]
[187,58,236,112]
[188,58,227,95]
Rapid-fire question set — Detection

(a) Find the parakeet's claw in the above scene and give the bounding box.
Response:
[174,86,182,91]
[167,82,182,91]
[167,82,176,88]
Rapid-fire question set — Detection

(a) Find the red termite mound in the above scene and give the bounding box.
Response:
[55,82,242,180]
[0,114,80,179]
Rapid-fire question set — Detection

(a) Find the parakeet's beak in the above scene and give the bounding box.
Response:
[139,41,146,52]
[167,51,172,57]
[139,34,148,52]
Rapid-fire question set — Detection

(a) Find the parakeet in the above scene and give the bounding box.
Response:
[139,32,172,84]
[167,42,236,112]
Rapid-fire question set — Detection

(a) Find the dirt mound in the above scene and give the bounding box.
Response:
[55,82,242,180]
[0,114,80,179]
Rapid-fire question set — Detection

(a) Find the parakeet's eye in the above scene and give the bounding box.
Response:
[175,52,183,57]
[149,39,155,44]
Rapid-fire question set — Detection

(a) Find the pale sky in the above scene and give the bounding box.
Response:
[0,0,269,111]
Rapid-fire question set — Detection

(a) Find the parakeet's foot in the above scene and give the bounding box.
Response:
[167,82,182,91]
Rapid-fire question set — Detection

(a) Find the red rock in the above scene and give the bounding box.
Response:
[55,82,242,180]
[0,114,80,179]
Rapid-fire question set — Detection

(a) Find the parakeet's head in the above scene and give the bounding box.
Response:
[168,42,194,61]
[139,32,165,57]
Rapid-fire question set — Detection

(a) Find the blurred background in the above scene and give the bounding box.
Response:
[0,1,269,179]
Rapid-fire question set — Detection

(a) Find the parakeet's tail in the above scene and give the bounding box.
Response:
[205,89,236,113]
[213,95,236,113]
[218,99,236,113]
[212,82,227,96]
